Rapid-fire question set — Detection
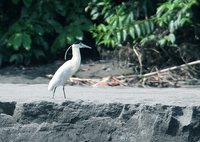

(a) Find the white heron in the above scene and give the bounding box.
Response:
[48,42,92,99]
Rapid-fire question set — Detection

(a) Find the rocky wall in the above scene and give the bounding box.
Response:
[0,101,200,142]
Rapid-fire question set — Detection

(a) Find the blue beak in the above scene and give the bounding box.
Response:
[79,43,92,49]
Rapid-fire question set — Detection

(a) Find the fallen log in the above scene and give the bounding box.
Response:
[143,60,200,77]
[70,77,100,82]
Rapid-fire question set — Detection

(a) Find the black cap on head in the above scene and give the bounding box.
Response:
[74,40,82,44]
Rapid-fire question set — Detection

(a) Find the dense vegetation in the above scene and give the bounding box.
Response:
[0,0,91,65]
[0,0,199,72]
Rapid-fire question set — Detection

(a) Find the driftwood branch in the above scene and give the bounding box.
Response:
[143,60,200,77]
[133,46,143,75]
[70,60,200,87]
[70,77,100,82]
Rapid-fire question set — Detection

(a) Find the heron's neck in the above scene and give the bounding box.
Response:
[71,46,81,63]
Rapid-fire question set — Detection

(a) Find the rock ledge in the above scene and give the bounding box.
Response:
[0,101,200,142]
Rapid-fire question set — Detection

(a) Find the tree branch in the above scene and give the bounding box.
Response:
[143,60,200,77]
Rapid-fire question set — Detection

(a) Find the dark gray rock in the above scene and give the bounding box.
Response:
[0,101,200,142]
[0,102,16,115]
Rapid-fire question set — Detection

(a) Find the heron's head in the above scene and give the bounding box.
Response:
[73,41,92,49]
[64,41,92,60]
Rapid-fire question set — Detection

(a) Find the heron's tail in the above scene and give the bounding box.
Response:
[48,80,55,91]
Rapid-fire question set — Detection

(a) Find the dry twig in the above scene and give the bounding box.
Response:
[143,60,200,77]
[133,46,143,75]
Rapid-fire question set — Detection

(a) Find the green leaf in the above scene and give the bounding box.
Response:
[149,21,154,31]
[32,49,45,60]
[22,33,31,50]
[129,27,135,39]
[180,18,190,26]
[140,23,146,36]
[169,21,175,33]
[158,38,166,47]
[140,35,156,46]
[23,0,32,7]
[39,38,49,50]
[117,32,121,42]
[47,19,63,33]
[11,33,22,50]
[9,54,19,63]
[156,4,166,18]
[128,12,134,22]
[122,29,127,41]
[113,20,118,28]
[91,8,99,20]
[9,54,23,64]
[90,8,98,16]
[8,22,22,33]
[92,13,99,20]
[34,25,44,36]
[111,40,115,47]
[144,21,151,34]
[97,2,105,6]
[54,1,66,16]
[168,33,176,43]
[52,32,66,49]
[12,0,20,5]
[135,24,141,37]
[119,16,125,28]
[124,15,130,25]
[98,24,107,32]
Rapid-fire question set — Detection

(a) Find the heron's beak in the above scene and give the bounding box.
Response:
[79,43,92,49]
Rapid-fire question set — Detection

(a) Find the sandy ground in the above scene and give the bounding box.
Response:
[0,60,200,106]
[1,59,200,87]
[0,60,133,84]
[1,83,200,106]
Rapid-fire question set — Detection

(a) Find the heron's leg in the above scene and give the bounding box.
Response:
[63,86,66,99]
[52,87,57,99]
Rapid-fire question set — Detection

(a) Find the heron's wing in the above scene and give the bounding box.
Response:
[48,60,73,91]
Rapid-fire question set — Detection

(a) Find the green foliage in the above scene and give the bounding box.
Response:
[87,0,156,47]
[88,0,199,48]
[145,0,199,47]
[0,0,199,67]
[7,32,31,50]
[0,0,91,66]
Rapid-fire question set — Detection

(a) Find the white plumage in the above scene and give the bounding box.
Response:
[48,42,91,98]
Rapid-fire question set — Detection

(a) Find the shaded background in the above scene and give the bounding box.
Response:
[0,0,199,77]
